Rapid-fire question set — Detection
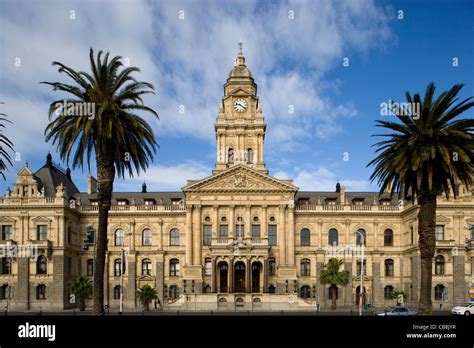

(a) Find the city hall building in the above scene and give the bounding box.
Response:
[0,47,473,312]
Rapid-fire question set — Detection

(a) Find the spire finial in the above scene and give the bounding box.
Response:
[236,41,245,66]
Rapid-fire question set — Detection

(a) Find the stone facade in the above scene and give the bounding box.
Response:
[0,47,473,311]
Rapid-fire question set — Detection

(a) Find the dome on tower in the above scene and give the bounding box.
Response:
[228,42,253,79]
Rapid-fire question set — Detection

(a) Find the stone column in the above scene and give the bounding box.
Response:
[229,258,234,293]
[287,204,295,266]
[155,260,164,304]
[316,262,324,308]
[16,257,29,310]
[126,256,137,308]
[229,205,235,239]
[344,261,353,307]
[246,258,251,293]
[256,134,260,164]
[262,259,266,293]
[52,254,69,310]
[245,205,251,240]
[211,258,217,293]
[278,205,286,265]
[258,133,263,163]
[453,255,466,305]
[372,261,382,307]
[193,205,202,266]
[130,219,136,251]
[261,205,267,240]
[399,257,404,292]
[158,219,163,249]
[185,205,193,266]
[213,205,218,239]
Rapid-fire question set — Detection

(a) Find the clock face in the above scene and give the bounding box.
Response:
[233,99,247,112]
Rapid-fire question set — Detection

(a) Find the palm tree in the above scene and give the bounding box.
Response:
[70,276,93,311]
[42,49,159,315]
[391,290,408,306]
[368,83,473,315]
[0,103,14,180]
[137,285,158,311]
[319,258,349,310]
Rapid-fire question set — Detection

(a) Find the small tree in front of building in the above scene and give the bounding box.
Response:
[137,285,158,311]
[319,258,349,310]
[70,276,93,311]
[391,290,408,306]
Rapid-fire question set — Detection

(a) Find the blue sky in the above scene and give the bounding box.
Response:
[0,0,472,193]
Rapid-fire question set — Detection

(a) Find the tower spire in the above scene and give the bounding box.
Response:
[236,41,245,66]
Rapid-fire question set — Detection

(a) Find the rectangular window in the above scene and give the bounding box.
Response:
[252,225,261,242]
[435,225,444,241]
[22,185,28,197]
[1,225,12,240]
[144,199,155,206]
[236,224,244,238]
[268,259,276,276]
[37,225,48,240]
[203,225,212,246]
[219,225,228,241]
[117,200,128,206]
[268,225,277,246]
[205,261,212,276]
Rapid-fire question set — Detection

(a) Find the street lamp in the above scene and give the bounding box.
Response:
[355,230,365,317]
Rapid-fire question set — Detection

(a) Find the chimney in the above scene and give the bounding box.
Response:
[88,175,98,194]
[142,181,147,193]
[335,182,341,193]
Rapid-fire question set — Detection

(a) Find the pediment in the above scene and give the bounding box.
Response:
[18,165,34,177]
[31,216,52,223]
[183,165,298,193]
[436,215,450,223]
[227,88,252,96]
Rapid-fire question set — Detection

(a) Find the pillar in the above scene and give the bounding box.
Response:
[278,205,286,265]
[287,204,295,266]
[245,205,251,240]
[229,205,235,239]
[229,258,234,292]
[211,258,217,293]
[158,219,163,249]
[261,205,267,241]
[246,258,251,293]
[185,205,193,266]
[193,205,202,266]
[372,261,382,307]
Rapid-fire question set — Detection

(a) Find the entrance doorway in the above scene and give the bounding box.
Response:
[219,262,228,293]
[355,285,367,306]
[251,262,261,292]
[234,262,246,293]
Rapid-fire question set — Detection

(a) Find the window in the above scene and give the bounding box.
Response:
[204,258,212,276]
[0,284,9,300]
[219,224,228,241]
[328,285,338,300]
[0,258,11,275]
[435,255,445,275]
[434,284,445,301]
[246,148,253,164]
[144,199,155,206]
[384,229,394,246]
[90,200,98,206]
[169,228,180,246]
[328,228,338,246]
[268,225,277,246]
[300,259,310,276]
[356,260,366,276]
[117,200,128,206]
[228,148,234,164]
[236,224,244,238]
[203,225,212,246]
[36,284,46,300]
[252,224,260,242]
[268,285,276,294]
[169,285,179,299]
[385,259,394,277]
[300,228,310,246]
[23,185,28,197]
[37,255,47,274]
[87,259,94,276]
[356,229,366,246]
[114,259,122,276]
[114,285,121,300]
[326,199,336,205]
[170,259,180,276]
[384,285,394,299]
[37,225,48,240]
[142,259,152,276]
[1,225,12,240]
[435,225,444,241]
[142,229,152,246]
[114,229,124,246]
[268,258,276,276]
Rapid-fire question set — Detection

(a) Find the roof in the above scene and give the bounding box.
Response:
[295,191,399,206]
[73,191,184,205]
[34,154,79,197]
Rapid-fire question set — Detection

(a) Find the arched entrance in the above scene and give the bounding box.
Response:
[234,262,246,293]
[218,262,228,293]
[251,262,262,293]
[300,285,311,299]
[355,285,367,306]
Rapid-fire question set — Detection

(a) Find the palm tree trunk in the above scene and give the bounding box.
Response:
[417,192,437,315]
[93,149,115,316]
[80,298,85,311]
[331,286,336,310]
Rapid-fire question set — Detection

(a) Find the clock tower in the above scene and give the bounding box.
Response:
[214,43,267,173]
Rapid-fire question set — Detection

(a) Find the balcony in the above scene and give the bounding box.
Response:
[435,239,456,248]
[79,204,185,213]
[295,204,400,213]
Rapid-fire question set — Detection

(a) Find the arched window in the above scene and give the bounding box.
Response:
[300,285,311,299]
[328,228,338,246]
[228,148,234,164]
[170,259,180,276]
[37,255,47,274]
[268,285,276,294]
[385,259,394,277]
[87,259,94,276]
[170,228,180,246]
[141,259,152,276]
[169,285,178,299]
[356,229,366,246]
[384,229,394,246]
[435,255,445,275]
[434,284,445,301]
[300,228,310,246]
[300,259,311,276]
[246,148,253,164]
[384,285,394,299]
[268,258,276,276]
[0,257,11,275]
[114,259,122,276]
[142,229,152,246]
[115,229,124,246]
[204,258,212,276]
[114,285,121,300]
[356,260,366,276]
[328,285,338,300]
[36,284,46,300]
